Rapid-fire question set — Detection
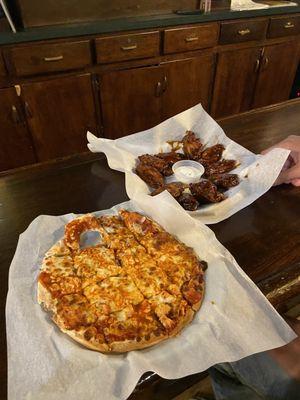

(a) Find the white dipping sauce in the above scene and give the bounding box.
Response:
[176,166,201,178]
[172,160,205,184]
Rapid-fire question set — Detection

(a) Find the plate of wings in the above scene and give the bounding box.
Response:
[135,131,241,212]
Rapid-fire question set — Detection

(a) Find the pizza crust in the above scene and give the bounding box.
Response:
[37,281,57,312]
[37,212,207,353]
[109,332,169,353]
[62,329,110,353]
[191,285,205,312]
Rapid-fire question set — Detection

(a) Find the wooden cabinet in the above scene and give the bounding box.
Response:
[1,14,300,171]
[252,41,300,108]
[100,65,164,139]
[162,54,215,120]
[0,52,6,76]
[212,39,300,118]
[211,47,262,118]
[20,74,98,161]
[100,54,215,138]
[0,87,36,171]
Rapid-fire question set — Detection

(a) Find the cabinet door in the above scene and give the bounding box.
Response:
[0,87,36,171]
[100,66,163,139]
[252,41,300,109]
[211,47,262,119]
[162,54,215,120]
[21,74,97,162]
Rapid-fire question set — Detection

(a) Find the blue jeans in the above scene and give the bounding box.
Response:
[209,352,300,400]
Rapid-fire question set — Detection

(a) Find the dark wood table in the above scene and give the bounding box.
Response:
[1,99,300,399]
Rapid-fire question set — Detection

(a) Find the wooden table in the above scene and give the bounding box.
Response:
[1,100,300,400]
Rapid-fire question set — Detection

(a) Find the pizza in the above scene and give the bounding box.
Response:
[37,211,206,353]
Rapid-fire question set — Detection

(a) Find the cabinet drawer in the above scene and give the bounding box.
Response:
[164,24,218,54]
[267,16,300,38]
[219,19,268,44]
[95,31,160,63]
[8,40,91,76]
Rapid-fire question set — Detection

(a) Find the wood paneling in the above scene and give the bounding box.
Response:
[0,52,6,76]
[1,99,300,400]
[268,15,300,38]
[21,74,97,161]
[162,54,215,120]
[16,0,198,28]
[0,87,36,171]
[219,18,268,44]
[211,46,262,118]
[8,40,91,77]
[164,24,219,54]
[100,65,164,138]
[96,31,160,64]
[252,41,300,109]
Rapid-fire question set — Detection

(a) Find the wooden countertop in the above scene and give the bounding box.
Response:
[1,99,300,399]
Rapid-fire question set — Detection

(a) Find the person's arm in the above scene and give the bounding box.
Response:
[262,135,300,186]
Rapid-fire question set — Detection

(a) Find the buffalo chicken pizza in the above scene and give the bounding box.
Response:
[38,211,207,352]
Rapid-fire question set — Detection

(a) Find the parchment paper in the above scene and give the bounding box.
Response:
[6,195,296,400]
[87,103,290,224]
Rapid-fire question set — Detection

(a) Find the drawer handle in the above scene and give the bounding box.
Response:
[185,36,199,42]
[43,55,64,62]
[121,44,137,51]
[284,22,295,29]
[238,29,251,36]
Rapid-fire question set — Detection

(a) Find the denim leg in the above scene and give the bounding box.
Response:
[209,351,300,400]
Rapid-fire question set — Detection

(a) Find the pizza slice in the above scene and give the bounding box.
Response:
[119,210,205,310]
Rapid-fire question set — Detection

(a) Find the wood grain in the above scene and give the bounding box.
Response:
[219,18,268,44]
[164,23,219,54]
[95,31,160,64]
[100,65,163,138]
[0,52,6,77]
[161,53,215,119]
[252,40,300,109]
[267,15,300,38]
[8,40,91,77]
[1,99,300,400]
[21,73,98,161]
[211,46,262,118]
[0,86,36,171]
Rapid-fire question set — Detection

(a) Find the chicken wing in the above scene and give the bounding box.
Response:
[199,144,225,164]
[136,163,164,189]
[182,131,203,160]
[190,180,225,203]
[138,154,172,176]
[210,173,240,190]
[151,182,188,198]
[177,193,199,211]
[204,159,238,176]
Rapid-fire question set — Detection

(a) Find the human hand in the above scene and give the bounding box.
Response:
[261,135,300,186]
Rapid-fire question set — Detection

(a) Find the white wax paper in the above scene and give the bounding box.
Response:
[6,195,296,400]
[87,103,290,224]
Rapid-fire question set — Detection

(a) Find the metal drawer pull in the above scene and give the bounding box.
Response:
[284,22,295,28]
[185,36,199,42]
[121,44,137,51]
[238,28,251,36]
[43,55,64,62]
